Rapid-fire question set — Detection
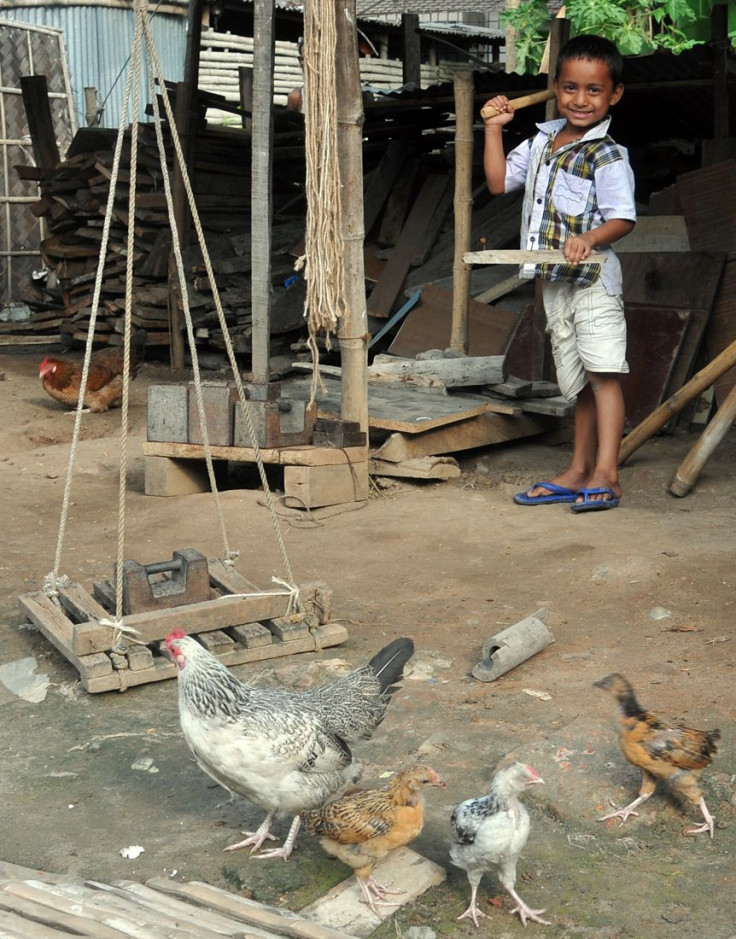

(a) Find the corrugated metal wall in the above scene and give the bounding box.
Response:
[7,4,186,129]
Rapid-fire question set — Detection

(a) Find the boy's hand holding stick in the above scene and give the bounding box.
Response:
[480,88,556,121]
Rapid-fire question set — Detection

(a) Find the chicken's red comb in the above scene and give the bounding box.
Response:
[165,628,187,642]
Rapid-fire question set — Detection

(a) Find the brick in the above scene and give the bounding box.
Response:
[143,455,210,497]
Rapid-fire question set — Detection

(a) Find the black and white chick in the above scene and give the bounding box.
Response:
[450,761,549,928]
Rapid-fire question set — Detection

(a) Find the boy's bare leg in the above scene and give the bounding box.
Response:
[574,372,624,503]
[521,383,596,499]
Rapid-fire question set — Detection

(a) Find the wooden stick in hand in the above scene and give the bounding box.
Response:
[480,88,556,120]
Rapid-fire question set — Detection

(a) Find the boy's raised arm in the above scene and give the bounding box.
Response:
[482,96,515,195]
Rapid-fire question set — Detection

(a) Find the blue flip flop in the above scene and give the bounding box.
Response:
[514,482,578,505]
[570,487,621,513]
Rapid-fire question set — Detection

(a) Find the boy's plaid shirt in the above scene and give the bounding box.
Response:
[507,117,637,293]
[533,136,624,286]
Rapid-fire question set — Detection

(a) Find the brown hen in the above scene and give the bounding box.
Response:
[301,764,445,913]
[39,332,145,412]
[594,673,720,837]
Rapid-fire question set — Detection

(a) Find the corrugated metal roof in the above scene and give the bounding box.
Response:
[357,1,506,13]
[6,4,186,128]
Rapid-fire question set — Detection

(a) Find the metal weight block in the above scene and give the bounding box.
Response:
[120,548,211,614]
[233,381,316,448]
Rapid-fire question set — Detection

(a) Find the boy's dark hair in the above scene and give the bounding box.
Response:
[555,35,624,86]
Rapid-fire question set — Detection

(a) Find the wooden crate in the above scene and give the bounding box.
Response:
[18,560,343,693]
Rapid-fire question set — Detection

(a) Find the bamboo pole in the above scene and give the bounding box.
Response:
[250,0,275,383]
[450,69,474,355]
[668,381,736,497]
[335,0,369,434]
[169,0,202,368]
[619,337,736,465]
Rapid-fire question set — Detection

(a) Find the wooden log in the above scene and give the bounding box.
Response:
[619,336,736,465]
[369,353,506,387]
[668,380,736,496]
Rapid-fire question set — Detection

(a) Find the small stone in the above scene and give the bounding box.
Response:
[661,903,690,924]
[648,606,672,621]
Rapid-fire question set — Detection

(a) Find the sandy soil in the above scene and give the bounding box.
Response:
[0,350,734,937]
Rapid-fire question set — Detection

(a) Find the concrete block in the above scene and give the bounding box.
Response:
[144,455,210,497]
[188,380,237,446]
[147,384,189,443]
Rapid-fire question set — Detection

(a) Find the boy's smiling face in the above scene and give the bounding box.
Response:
[554,56,623,133]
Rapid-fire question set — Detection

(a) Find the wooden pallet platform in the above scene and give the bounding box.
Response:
[142,441,369,507]
[18,561,344,693]
[0,861,360,938]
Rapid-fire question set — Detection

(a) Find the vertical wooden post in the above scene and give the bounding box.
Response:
[169,0,203,368]
[401,14,421,88]
[450,69,474,355]
[250,0,275,383]
[238,66,253,129]
[84,87,101,126]
[504,0,520,74]
[711,3,729,141]
[544,17,569,120]
[335,0,369,433]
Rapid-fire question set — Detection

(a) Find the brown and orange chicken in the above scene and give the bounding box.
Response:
[594,673,720,838]
[301,764,445,914]
[39,332,145,412]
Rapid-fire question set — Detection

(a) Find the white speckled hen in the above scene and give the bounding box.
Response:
[163,630,414,860]
[450,762,549,928]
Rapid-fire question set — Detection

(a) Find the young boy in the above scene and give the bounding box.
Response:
[483,35,636,512]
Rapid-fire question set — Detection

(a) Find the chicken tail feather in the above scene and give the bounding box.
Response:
[369,638,414,698]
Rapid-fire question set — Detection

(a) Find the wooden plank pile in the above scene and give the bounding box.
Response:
[0,860,362,939]
[21,119,309,357]
[17,560,341,693]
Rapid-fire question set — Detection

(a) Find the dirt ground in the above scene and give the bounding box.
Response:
[1,350,734,938]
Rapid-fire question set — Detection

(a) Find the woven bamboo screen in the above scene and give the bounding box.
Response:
[0,19,76,304]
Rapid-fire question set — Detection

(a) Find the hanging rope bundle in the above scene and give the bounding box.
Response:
[300,1,346,395]
[44,0,304,637]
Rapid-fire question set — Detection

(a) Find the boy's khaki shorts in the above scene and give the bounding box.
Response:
[541,280,628,402]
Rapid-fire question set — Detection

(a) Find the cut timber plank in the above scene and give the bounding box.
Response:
[388,284,519,359]
[464,248,606,264]
[141,441,367,466]
[17,592,113,678]
[282,375,490,433]
[367,174,452,317]
[83,623,349,693]
[616,215,690,253]
[72,580,331,656]
[86,880,259,939]
[144,877,361,939]
[371,411,549,462]
[300,847,446,938]
[369,455,461,478]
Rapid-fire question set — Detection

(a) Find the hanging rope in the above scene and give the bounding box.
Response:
[45,0,304,629]
[298,1,346,403]
[141,13,301,601]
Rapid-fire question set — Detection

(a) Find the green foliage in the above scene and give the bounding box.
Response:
[501,0,706,74]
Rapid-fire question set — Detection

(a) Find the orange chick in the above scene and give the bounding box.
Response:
[301,764,446,914]
[39,332,145,412]
[594,673,720,837]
